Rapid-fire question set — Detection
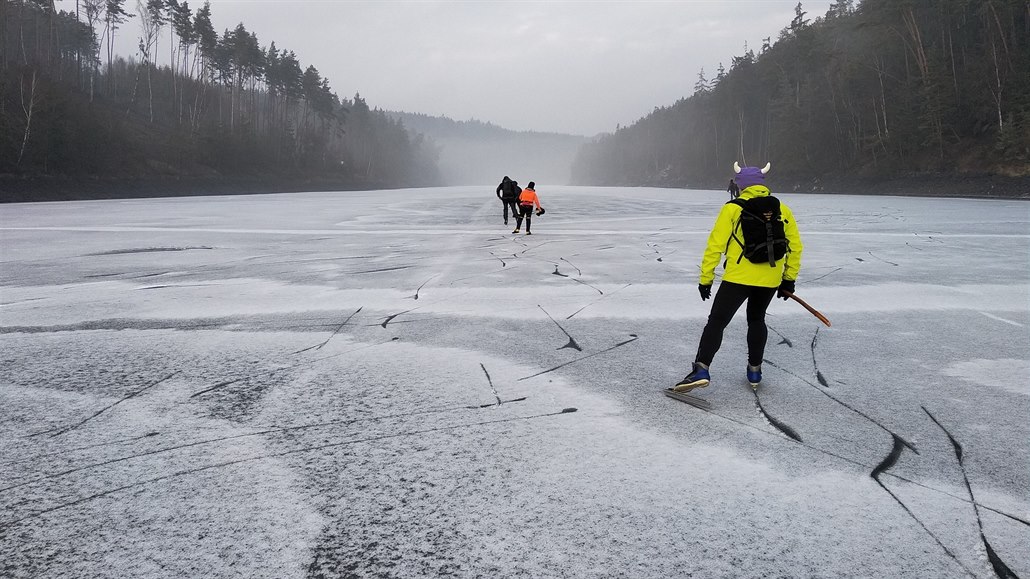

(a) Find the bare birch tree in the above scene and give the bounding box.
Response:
[17,68,39,166]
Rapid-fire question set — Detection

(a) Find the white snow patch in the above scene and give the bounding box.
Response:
[941,358,1030,395]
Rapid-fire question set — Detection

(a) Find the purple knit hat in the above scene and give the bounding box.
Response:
[734,162,770,189]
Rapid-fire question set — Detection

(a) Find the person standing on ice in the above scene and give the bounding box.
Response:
[495,176,522,227]
[727,178,740,200]
[513,181,543,235]
[673,162,803,392]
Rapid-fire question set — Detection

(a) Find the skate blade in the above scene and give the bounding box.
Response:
[663,388,713,410]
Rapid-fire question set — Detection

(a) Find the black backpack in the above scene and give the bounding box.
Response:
[728,196,788,266]
[501,181,518,199]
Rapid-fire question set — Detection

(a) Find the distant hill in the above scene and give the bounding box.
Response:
[388,112,588,186]
[1,3,441,202]
[570,1,1030,195]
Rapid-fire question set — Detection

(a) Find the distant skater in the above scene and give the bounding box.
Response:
[673,162,803,393]
[727,179,740,200]
[496,176,522,227]
[514,181,543,235]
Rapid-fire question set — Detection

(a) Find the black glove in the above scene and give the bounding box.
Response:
[777,279,795,300]
[535,207,545,216]
[698,284,712,301]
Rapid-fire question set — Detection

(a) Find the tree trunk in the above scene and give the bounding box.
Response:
[948,26,958,97]
[984,2,1008,130]
[170,29,176,118]
[17,69,39,167]
[19,3,28,66]
[106,23,113,94]
[0,0,9,73]
[876,57,889,138]
[902,9,930,79]
[46,0,54,71]
[126,58,143,116]
[737,110,746,163]
[988,37,1003,130]
[76,0,81,89]
[147,62,154,123]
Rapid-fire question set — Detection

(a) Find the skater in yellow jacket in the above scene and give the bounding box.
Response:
[673,162,803,392]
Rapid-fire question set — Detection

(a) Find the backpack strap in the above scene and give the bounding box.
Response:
[725,198,748,260]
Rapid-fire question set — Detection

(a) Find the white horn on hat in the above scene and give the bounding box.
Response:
[760,162,771,174]
[733,162,741,173]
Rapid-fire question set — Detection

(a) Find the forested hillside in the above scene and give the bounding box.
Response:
[388,111,587,186]
[571,0,1030,195]
[1,0,441,201]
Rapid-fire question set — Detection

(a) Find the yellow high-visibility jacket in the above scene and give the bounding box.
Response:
[699,185,803,288]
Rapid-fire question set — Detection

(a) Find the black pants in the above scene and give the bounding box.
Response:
[519,204,534,231]
[695,281,777,367]
[501,199,521,225]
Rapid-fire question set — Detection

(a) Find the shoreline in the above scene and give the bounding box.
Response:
[2,173,1028,203]
[0,175,399,203]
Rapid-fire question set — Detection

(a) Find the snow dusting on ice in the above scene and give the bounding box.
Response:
[1,186,1028,578]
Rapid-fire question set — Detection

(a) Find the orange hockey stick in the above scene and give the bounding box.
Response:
[782,290,831,327]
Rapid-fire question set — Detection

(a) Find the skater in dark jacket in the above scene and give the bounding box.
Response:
[496,176,522,227]
[727,179,740,200]
[513,182,543,235]
[673,163,803,393]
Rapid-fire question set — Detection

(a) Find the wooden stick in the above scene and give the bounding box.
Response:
[782,290,831,327]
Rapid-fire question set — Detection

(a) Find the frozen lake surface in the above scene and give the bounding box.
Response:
[1,186,1028,578]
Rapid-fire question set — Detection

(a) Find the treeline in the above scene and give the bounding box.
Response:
[0,0,440,198]
[571,0,1030,191]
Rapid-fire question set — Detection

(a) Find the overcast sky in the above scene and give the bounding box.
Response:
[62,0,837,136]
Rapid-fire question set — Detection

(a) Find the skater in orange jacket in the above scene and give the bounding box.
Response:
[513,181,543,235]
